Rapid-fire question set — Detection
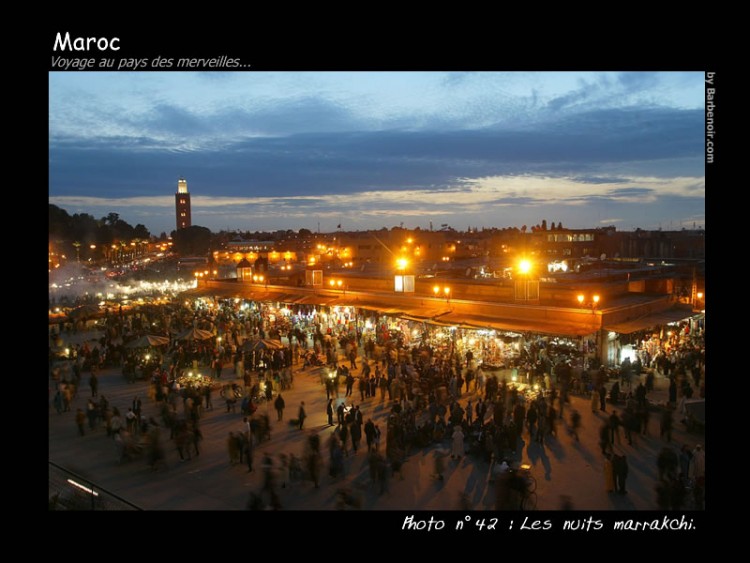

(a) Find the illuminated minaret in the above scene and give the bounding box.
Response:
[175,178,192,230]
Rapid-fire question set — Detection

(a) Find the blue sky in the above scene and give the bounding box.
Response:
[49,71,705,235]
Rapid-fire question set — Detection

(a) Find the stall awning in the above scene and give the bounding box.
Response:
[346,299,388,312]
[240,291,277,302]
[604,307,695,334]
[338,301,410,318]
[380,307,408,316]
[343,301,450,320]
[265,293,301,304]
[434,312,596,337]
[291,294,340,306]
[398,308,452,322]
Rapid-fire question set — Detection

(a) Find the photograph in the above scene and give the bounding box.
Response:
[48,51,707,519]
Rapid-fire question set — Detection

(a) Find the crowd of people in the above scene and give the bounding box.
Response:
[50,296,705,510]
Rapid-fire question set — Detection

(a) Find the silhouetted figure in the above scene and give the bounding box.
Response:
[274,394,285,421]
[612,452,628,494]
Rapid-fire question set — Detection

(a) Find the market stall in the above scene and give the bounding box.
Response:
[176,370,214,391]
[122,334,170,381]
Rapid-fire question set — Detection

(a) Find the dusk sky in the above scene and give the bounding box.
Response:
[49,71,705,236]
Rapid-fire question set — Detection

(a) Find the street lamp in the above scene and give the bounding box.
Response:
[328,278,345,294]
[394,258,414,292]
[514,258,539,302]
[72,241,81,263]
[433,284,451,303]
[577,293,601,312]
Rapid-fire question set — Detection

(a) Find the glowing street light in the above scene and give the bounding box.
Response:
[576,293,601,312]
[394,259,414,292]
[433,284,451,303]
[518,259,532,275]
[327,278,345,294]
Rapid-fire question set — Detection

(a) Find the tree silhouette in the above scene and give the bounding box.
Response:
[49,204,149,247]
[172,225,212,256]
[134,224,150,240]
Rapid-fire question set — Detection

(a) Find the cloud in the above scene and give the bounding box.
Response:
[50,104,704,197]
[607,187,656,201]
[617,71,659,92]
[50,174,704,218]
[544,72,676,115]
[49,72,705,235]
[139,103,213,137]
[572,176,631,184]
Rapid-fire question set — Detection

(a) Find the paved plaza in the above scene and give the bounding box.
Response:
[49,329,705,511]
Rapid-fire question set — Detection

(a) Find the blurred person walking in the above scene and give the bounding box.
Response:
[569,409,581,442]
[326,398,334,426]
[76,408,86,436]
[297,401,307,429]
[89,372,98,398]
[274,393,285,422]
[612,451,628,494]
[451,426,465,460]
[660,407,673,442]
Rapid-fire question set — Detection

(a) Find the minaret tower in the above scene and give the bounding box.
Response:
[175,178,192,230]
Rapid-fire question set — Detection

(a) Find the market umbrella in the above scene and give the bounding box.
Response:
[67,304,101,320]
[175,327,215,341]
[242,338,285,353]
[124,334,170,349]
